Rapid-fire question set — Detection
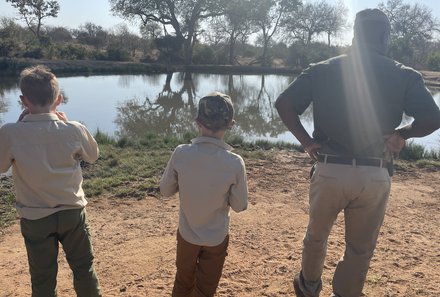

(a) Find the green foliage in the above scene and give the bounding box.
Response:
[56,43,90,60]
[106,47,130,61]
[399,141,426,161]
[0,177,17,229]
[193,44,218,65]
[287,42,341,68]
[94,129,116,145]
[427,51,440,71]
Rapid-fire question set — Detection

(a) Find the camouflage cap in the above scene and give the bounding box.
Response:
[196,92,234,132]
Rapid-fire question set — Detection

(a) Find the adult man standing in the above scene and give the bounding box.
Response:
[275,8,440,297]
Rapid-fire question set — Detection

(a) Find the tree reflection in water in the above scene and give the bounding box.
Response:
[115,72,199,139]
[115,73,300,138]
[0,75,18,125]
[115,72,301,141]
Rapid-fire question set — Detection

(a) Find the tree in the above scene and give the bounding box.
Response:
[214,0,256,64]
[74,23,108,50]
[250,0,300,66]
[322,1,348,46]
[378,0,440,66]
[46,26,72,42]
[0,17,24,57]
[110,0,225,65]
[5,0,60,40]
[110,24,142,57]
[282,0,346,47]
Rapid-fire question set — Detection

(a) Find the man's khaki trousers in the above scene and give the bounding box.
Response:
[298,162,391,297]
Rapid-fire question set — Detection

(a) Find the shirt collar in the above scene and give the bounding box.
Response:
[191,136,233,151]
[22,113,59,122]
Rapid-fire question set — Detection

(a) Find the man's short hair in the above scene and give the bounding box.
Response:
[19,65,60,107]
[196,92,234,132]
[354,8,391,45]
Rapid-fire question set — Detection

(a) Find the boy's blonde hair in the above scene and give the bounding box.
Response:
[19,65,60,107]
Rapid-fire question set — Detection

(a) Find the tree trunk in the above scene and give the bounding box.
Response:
[228,32,236,65]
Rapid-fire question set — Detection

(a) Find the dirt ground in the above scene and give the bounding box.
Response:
[0,151,439,297]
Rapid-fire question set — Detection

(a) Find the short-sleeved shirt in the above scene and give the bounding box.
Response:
[280,47,440,157]
[160,136,248,246]
[0,113,99,220]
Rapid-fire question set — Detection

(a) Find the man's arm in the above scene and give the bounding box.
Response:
[275,93,321,161]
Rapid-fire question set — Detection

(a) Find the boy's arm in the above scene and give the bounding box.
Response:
[229,157,248,212]
[77,124,99,163]
[160,149,179,197]
[0,126,13,173]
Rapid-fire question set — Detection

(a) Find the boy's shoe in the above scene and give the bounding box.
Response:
[293,274,306,297]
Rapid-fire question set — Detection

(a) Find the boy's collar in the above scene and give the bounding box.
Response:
[21,113,59,122]
[191,136,233,151]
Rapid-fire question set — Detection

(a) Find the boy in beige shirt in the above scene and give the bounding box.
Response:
[0,65,101,297]
[160,92,248,297]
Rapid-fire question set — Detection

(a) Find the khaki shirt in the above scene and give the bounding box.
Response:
[280,48,440,157]
[0,113,99,220]
[160,136,248,246]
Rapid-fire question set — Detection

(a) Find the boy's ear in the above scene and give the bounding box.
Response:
[195,119,204,129]
[19,95,30,108]
[54,94,62,107]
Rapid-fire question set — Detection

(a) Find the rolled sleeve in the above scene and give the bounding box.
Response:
[160,149,179,197]
[228,157,248,212]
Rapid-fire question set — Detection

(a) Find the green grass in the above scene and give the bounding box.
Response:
[0,177,17,229]
[1,132,438,231]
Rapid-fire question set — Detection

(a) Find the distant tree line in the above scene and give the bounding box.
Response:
[1,0,439,70]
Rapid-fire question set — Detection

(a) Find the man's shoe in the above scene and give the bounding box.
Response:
[293,274,306,297]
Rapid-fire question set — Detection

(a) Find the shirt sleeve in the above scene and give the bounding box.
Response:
[76,123,99,164]
[403,71,440,120]
[278,68,314,115]
[228,156,248,213]
[160,148,179,197]
[0,126,13,173]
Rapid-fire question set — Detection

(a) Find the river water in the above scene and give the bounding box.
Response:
[0,72,439,150]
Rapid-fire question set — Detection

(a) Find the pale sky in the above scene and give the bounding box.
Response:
[0,0,439,45]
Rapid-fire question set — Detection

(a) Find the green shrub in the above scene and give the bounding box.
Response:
[94,129,116,145]
[427,51,440,71]
[399,141,425,161]
[193,44,218,65]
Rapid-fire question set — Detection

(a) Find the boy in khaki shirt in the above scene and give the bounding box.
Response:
[160,92,248,297]
[0,65,101,297]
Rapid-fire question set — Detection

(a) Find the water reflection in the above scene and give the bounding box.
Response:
[0,73,438,149]
[115,73,197,138]
[115,73,293,140]
[0,75,18,124]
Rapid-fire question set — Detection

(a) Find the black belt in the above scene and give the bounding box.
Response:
[317,154,388,168]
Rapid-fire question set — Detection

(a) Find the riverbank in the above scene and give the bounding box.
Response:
[0,58,302,76]
[2,58,440,86]
[0,143,439,296]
